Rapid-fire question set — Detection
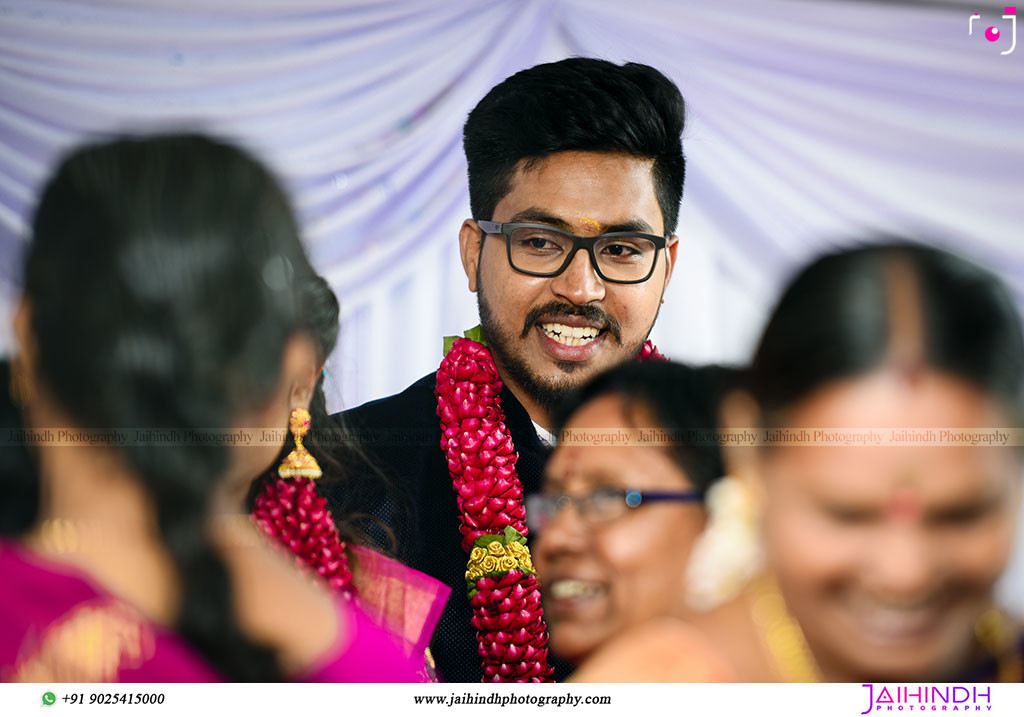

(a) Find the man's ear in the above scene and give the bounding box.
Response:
[282,333,320,410]
[662,234,679,286]
[459,219,484,293]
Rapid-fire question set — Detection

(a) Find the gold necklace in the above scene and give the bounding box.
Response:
[750,574,1022,683]
[748,573,819,682]
[28,518,153,556]
[28,514,264,556]
[975,607,1024,683]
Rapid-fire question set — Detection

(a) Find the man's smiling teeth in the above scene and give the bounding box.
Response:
[540,323,600,346]
[549,580,603,600]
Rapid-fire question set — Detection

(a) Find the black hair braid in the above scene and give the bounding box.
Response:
[23,134,313,681]
[0,360,38,535]
[152,478,279,681]
[121,385,280,682]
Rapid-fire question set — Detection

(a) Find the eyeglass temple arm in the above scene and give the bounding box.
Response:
[627,490,704,505]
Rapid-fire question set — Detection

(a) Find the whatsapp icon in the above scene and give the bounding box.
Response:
[42,691,56,706]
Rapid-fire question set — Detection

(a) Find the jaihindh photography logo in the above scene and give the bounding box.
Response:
[860,685,993,714]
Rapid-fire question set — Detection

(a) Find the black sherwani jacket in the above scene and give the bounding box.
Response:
[328,372,555,683]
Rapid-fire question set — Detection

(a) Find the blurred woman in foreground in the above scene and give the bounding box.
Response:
[0,134,425,681]
[576,242,1023,682]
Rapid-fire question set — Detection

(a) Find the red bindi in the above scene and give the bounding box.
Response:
[887,487,922,523]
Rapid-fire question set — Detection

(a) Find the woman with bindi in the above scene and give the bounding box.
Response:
[711,242,1022,682]
[572,242,1023,682]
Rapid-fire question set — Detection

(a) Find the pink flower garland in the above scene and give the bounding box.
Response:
[251,476,355,594]
[435,336,664,682]
[436,338,552,682]
[635,340,665,362]
[251,337,665,682]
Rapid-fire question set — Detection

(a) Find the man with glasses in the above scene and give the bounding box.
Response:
[333,58,687,682]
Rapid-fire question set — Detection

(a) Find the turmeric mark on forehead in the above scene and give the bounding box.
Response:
[578,216,602,232]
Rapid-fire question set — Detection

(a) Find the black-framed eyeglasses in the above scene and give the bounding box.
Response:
[476,220,669,285]
[525,488,702,533]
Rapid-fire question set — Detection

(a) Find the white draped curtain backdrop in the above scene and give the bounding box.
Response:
[1,0,1022,612]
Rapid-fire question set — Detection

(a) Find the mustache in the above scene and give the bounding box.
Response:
[520,302,622,342]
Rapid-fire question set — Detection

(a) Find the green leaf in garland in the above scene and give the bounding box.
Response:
[463,325,487,346]
[443,325,488,356]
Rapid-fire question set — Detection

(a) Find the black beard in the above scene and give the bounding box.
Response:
[477,293,651,416]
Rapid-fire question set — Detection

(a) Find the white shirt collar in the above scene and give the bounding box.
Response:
[532,420,557,448]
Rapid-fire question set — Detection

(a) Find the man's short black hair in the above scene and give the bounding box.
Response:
[463,58,686,235]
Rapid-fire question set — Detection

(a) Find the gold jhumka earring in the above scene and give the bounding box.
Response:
[276,407,322,480]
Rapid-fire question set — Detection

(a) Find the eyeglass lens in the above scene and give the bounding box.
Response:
[507,226,657,282]
[526,491,629,532]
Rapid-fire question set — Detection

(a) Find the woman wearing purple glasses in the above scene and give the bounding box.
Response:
[531,361,738,680]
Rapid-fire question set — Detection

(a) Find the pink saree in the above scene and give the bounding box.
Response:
[0,539,442,682]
